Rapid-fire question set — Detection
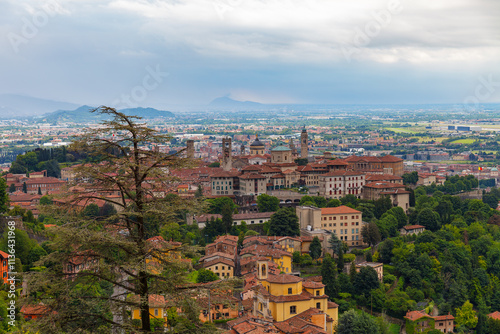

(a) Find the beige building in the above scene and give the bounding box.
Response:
[363,181,410,213]
[239,173,267,196]
[320,206,365,247]
[319,170,365,199]
[400,225,425,236]
[296,206,365,247]
[203,258,235,278]
[271,145,293,164]
[210,171,240,196]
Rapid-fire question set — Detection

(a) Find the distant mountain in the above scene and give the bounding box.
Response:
[0,94,79,118]
[119,107,174,118]
[39,106,175,122]
[209,96,265,110]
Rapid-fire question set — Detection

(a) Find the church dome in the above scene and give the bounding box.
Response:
[250,136,264,147]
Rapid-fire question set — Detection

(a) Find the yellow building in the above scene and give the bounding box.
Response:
[240,245,293,273]
[203,258,235,278]
[252,260,338,333]
[131,294,167,325]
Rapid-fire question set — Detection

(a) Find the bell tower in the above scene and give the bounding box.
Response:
[256,259,268,280]
[186,140,194,159]
[301,127,308,159]
[222,137,232,171]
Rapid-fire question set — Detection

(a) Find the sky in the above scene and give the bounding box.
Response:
[0,0,499,110]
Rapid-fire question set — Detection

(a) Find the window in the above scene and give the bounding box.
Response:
[222,266,225,270]
[290,306,297,314]
[316,302,321,309]
[316,290,319,296]
[288,288,292,294]
[215,266,218,270]
[154,309,159,316]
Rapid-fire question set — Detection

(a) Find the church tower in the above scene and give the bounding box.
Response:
[222,137,232,171]
[301,127,308,158]
[186,140,194,159]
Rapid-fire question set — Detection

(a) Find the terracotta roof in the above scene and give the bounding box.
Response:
[265,273,302,284]
[434,314,455,321]
[365,174,402,181]
[327,301,339,309]
[0,250,9,259]
[379,155,403,162]
[322,170,364,177]
[403,225,425,230]
[488,311,500,320]
[302,280,325,289]
[364,181,406,189]
[203,258,235,268]
[20,304,52,316]
[200,252,235,262]
[320,206,361,215]
[129,294,166,308]
[326,159,349,166]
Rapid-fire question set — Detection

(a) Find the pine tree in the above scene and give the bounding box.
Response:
[309,236,322,260]
[25,108,214,333]
[38,186,42,195]
[321,255,338,299]
[337,243,345,273]
[22,181,27,193]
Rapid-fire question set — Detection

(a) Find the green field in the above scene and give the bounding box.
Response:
[450,138,477,144]
[417,137,448,143]
[386,127,420,134]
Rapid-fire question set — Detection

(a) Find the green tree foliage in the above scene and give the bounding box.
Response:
[221,202,234,234]
[374,196,392,219]
[0,228,35,268]
[0,178,8,213]
[8,183,16,193]
[376,214,399,239]
[321,255,338,299]
[326,199,341,207]
[361,222,381,247]
[455,300,478,330]
[22,181,27,193]
[382,207,407,229]
[39,195,53,205]
[196,268,219,283]
[417,207,441,231]
[378,239,394,264]
[268,207,300,236]
[83,203,100,217]
[309,236,322,260]
[206,197,237,214]
[294,158,308,166]
[256,194,280,212]
[24,108,206,333]
[353,266,380,297]
[203,217,225,243]
[402,171,419,185]
[341,194,359,207]
[336,309,380,334]
[27,245,48,268]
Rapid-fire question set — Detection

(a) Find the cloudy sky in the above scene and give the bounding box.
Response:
[1,0,499,109]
